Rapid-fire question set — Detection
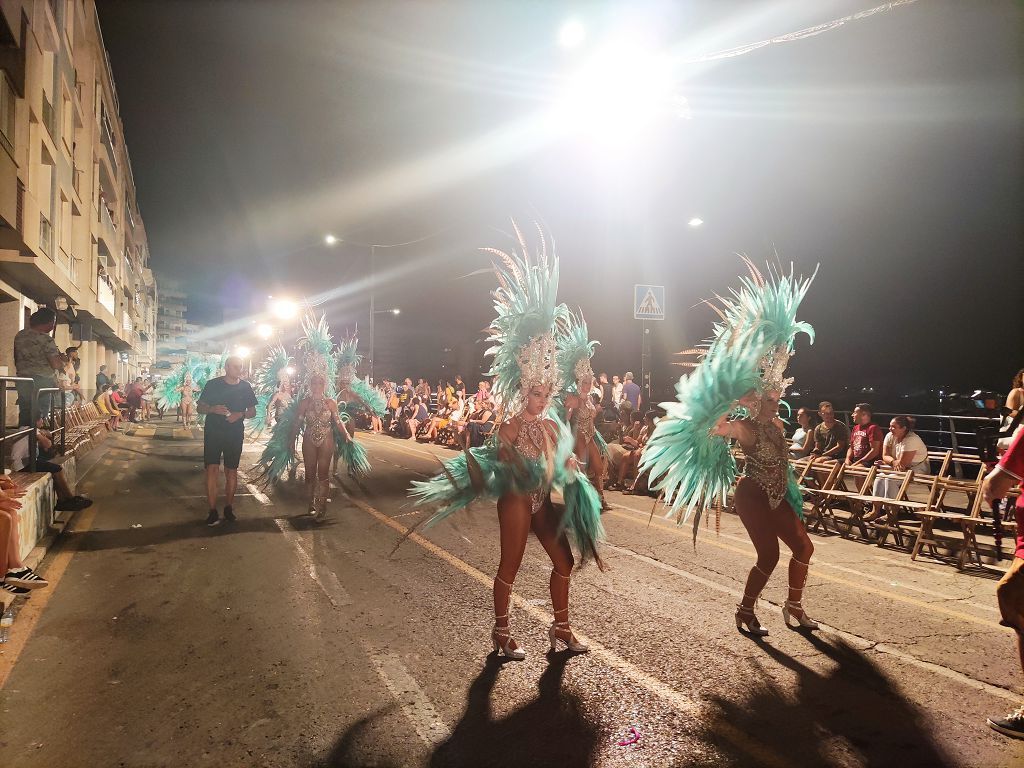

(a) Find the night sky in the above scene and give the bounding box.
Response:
[96,1,1022,403]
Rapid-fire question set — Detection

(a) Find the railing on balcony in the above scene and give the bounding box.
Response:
[38,214,53,257]
[41,95,56,139]
[97,271,115,315]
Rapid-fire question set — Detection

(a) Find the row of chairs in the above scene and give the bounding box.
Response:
[788,451,1019,570]
[60,401,119,458]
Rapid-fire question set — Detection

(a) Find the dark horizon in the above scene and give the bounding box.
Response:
[98,1,1023,398]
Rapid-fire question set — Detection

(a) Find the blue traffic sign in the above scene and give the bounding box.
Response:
[634,284,665,320]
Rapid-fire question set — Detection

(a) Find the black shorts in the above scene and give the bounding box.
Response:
[204,428,244,469]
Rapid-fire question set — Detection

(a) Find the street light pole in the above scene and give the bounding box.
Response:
[368,244,376,385]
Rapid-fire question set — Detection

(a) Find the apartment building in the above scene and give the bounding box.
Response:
[0,0,158,408]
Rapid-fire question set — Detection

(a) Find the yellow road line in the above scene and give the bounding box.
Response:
[0,504,98,689]
[366,436,1003,630]
[341,487,794,768]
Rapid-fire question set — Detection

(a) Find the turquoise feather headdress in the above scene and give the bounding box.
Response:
[336,331,362,387]
[298,312,338,398]
[557,310,598,393]
[483,221,570,411]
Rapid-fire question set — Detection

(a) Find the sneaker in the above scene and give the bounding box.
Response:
[988,705,1024,739]
[1,582,30,596]
[55,497,91,512]
[5,567,48,589]
[223,506,236,523]
[205,510,220,527]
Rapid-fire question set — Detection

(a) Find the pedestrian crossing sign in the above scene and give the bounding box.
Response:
[634,284,665,320]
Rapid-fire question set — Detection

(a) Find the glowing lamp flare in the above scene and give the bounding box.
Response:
[688,217,703,228]
[270,298,298,321]
[558,19,586,49]
[257,323,275,340]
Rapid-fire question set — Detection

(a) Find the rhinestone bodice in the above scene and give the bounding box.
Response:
[303,398,332,447]
[571,396,597,446]
[743,420,788,508]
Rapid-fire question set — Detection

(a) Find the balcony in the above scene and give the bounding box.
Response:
[98,204,118,249]
[41,96,56,140]
[97,271,116,316]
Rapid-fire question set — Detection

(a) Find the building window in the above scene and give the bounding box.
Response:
[0,74,15,156]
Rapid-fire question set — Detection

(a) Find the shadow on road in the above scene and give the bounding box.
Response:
[315,651,599,768]
[681,634,955,768]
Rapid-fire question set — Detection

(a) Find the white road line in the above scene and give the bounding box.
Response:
[363,642,450,747]
[273,517,352,608]
[603,542,1020,704]
[246,483,271,505]
[611,499,1002,613]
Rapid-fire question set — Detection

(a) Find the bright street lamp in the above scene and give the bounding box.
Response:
[235,345,251,359]
[269,297,298,321]
[257,323,275,340]
[374,307,400,316]
[688,217,704,228]
[324,234,338,246]
[558,19,586,49]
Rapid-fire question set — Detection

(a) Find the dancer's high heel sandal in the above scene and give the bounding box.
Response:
[734,601,769,637]
[491,576,525,660]
[492,615,526,660]
[549,620,590,653]
[781,600,820,630]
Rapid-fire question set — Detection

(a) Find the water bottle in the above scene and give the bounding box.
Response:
[0,606,13,644]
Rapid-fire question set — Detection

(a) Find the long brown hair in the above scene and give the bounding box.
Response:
[1013,368,1024,391]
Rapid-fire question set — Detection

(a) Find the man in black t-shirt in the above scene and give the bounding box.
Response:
[197,357,257,526]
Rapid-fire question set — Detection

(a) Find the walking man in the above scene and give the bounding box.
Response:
[197,356,257,526]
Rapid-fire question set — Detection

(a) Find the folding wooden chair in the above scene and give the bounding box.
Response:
[807,462,878,540]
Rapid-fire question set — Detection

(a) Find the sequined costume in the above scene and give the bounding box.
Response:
[742,420,789,509]
[570,398,597,448]
[511,415,553,514]
[302,398,332,448]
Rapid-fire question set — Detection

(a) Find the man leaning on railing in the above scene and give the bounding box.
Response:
[13,308,63,427]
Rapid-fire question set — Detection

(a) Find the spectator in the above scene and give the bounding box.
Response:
[590,375,604,403]
[415,378,431,401]
[611,375,623,405]
[93,383,122,430]
[847,403,884,466]
[9,418,93,512]
[982,429,1024,738]
[596,401,620,444]
[463,398,495,449]
[126,377,150,423]
[473,380,491,405]
[621,372,641,411]
[110,383,128,415]
[13,308,63,426]
[141,377,155,420]
[64,347,83,403]
[607,412,645,490]
[811,401,849,460]
[865,416,930,523]
[790,407,817,458]
[0,474,49,595]
[999,368,1024,451]
[95,364,110,395]
[454,375,467,398]
[406,396,429,441]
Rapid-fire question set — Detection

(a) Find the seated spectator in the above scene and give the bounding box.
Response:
[607,412,645,490]
[463,399,495,449]
[847,403,883,466]
[596,400,621,444]
[866,416,930,523]
[407,397,429,441]
[437,396,468,447]
[0,475,48,596]
[420,397,455,443]
[9,421,93,512]
[789,407,817,458]
[110,383,128,414]
[810,401,849,460]
[622,411,658,495]
[93,384,123,430]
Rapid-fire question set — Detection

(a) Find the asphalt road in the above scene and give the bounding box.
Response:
[1,425,1022,768]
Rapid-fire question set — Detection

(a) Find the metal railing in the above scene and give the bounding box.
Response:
[1,378,66,473]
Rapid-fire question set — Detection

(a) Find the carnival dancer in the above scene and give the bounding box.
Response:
[332,331,387,473]
[640,259,818,636]
[254,313,371,505]
[178,372,199,426]
[409,223,605,660]
[248,345,292,439]
[289,373,349,518]
[558,311,609,510]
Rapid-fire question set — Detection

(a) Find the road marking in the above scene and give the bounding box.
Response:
[363,642,450,746]
[340,488,793,768]
[603,508,1002,631]
[364,438,1003,626]
[611,500,1002,615]
[246,484,271,505]
[272,518,351,608]
[602,541,1020,704]
[0,504,98,689]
